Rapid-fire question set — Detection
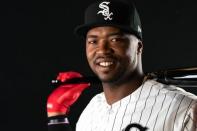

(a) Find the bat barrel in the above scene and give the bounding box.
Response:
[151,67,197,87]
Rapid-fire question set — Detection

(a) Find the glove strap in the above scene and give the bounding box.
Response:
[48,115,69,125]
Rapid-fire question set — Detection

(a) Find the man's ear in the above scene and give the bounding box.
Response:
[137,41,143,54]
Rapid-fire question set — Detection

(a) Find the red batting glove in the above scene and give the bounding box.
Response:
[47,71,90,115]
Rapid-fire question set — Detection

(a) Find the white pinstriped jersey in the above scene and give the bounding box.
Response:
[76,80,197,131]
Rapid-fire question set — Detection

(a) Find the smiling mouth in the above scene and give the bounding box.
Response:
[94,56,117,69]
[98,61,114,67]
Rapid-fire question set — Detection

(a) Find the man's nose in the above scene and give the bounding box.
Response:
[96,40,114,54]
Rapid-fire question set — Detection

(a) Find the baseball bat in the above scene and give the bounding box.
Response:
[51,67,197,88]
[148,67,197,87]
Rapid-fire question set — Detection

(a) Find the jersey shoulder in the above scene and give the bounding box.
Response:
[149,79,197,103]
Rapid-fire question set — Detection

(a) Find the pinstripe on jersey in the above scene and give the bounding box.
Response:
[76,80,197,131]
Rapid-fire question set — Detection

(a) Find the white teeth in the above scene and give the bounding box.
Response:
[99,62,113,67]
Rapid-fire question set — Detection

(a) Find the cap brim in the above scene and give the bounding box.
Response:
[74,23,141,40]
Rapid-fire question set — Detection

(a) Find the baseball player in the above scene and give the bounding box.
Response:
[47,0,197,131]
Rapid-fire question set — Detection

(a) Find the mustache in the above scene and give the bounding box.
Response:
[93,54,118,63]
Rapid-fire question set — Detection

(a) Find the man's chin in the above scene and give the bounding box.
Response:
[97,75,119,83]
[92,68,122,83]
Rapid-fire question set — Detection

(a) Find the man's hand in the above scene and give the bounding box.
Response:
[47,71,90,117]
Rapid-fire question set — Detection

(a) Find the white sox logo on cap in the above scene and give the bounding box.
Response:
[97,1,113,20]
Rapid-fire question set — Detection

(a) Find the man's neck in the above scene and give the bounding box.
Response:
[102,73,145,105]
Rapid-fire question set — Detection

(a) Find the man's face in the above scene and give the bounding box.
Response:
[86,26,142,83]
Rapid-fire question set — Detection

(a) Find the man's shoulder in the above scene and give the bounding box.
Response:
[147,79,197,101]
[145,80,197,112]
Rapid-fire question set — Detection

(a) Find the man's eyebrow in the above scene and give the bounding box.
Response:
[107,31,124,37]
[86,31,124,38]
[86,35,98,38]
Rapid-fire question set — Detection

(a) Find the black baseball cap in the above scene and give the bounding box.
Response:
[74,0,142,40]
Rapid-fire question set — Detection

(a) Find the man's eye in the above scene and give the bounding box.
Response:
[111,38,122,42]
[111,38,117,42]
[87,40,97,44]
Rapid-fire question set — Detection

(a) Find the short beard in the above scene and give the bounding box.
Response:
[101,53,137,86]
